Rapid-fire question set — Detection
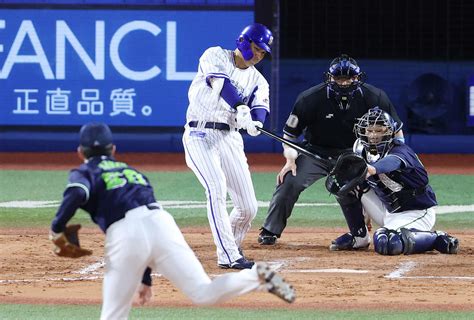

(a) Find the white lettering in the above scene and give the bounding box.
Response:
[110,21,161,81]
[166,21,196,81]
[56,21,105,80]
[0,20,5,53]
[0,20,54,79]
[13,89,39,114]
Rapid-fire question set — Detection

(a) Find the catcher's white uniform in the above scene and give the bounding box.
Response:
[182,46,269,266]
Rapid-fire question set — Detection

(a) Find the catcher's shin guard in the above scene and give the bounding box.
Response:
[400,228,438,255]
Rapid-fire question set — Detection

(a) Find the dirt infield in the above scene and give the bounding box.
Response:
[1,152,474,174]
[1,152,473,311]
[1,227,473,311]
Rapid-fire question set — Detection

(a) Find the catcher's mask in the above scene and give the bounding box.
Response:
[325,54,366,110]
[354,107,399,159]
[236,23,273,61]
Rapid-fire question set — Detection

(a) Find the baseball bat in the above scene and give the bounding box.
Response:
[256,127,323,161]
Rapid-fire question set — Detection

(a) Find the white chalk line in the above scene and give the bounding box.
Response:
[75,259,105,275]
[2,257,472,284]
[1,200,473,215]
[385,261,418,278]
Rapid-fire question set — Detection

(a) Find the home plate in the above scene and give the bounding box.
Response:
[290,268,369,273]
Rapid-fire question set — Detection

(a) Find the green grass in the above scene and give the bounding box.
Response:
[1,169,473,319]
[0,304,472,320]
[0,170,473,229]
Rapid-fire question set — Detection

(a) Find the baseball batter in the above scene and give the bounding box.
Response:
[333,108,459,255]
[50,122,295,320]
[182,23,273,269]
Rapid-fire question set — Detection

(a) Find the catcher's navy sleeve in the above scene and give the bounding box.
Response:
[372,156,403,174]
[51,187,87,233]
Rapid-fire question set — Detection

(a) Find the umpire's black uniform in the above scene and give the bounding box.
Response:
[261,82,402,239]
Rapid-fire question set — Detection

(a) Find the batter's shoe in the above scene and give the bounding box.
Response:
[218,257,254,270]
[329,232,370,251]
[256,263,295,303]
[258,228,278,245]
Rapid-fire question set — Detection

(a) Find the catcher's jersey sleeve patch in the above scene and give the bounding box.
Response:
[286,114,299,128]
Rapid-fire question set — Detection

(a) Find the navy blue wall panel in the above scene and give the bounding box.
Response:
[2,59,474,153]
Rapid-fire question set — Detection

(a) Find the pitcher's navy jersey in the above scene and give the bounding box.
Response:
[365,141,437,213]
[52,156,156,233]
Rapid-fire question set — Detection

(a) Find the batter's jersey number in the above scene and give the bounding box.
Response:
[102,169,147,190]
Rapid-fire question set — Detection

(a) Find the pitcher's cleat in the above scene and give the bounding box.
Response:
[256,263,296,303]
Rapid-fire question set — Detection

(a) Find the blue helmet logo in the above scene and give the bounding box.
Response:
[236,23,273,61]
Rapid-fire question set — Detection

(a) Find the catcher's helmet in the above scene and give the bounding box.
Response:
[236,23,273,61]
[354,107,399,159]
[325,54,365,110]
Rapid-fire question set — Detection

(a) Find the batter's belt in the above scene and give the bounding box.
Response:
[188,121,237,131]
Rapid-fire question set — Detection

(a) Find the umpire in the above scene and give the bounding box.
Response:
[258,54,404,246]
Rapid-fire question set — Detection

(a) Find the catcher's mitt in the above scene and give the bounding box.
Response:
[325,152,368,197]
[50,224,92,258]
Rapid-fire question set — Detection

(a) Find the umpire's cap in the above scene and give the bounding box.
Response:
[79,122,113,148]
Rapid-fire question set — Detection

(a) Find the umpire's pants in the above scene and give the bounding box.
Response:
[262,155,332,236]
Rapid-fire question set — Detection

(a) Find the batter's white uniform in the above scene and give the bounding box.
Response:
[101,205,265,319]
[182,46,270,265]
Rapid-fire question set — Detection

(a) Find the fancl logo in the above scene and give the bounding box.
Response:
[0,20,194,81]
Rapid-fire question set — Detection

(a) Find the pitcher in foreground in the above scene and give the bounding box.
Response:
[49,122,295,320]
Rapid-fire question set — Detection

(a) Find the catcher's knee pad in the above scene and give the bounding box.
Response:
[373,228,403,255]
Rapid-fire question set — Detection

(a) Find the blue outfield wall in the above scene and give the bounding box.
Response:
[1,58,474,154]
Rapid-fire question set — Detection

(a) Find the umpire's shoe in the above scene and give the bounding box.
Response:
[329,232,370,251]
[257,263,295,303]
[219,257,254,270]
[258,228,278,245]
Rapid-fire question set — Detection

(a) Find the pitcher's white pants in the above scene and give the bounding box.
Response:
[100,205,262,320]
[361,189,436,231]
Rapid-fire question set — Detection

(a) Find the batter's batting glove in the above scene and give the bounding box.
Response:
[236,104,252,130]
[247,121,263,136]
[50,224,93,258]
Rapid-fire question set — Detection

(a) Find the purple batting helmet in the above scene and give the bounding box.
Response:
[236,23,273,61]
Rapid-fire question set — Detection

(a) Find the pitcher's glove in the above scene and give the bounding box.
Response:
[325,152,368,197]
[49,224,92,258]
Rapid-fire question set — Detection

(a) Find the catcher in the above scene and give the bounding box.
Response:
[50,122,295,320]
[326,107,459,255]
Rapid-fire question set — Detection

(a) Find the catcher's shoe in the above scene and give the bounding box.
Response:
[256,263,295,303]
[434,232,459,254]
[258,229,278,245]
[218,257,254,270]
[329,232,370,251]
